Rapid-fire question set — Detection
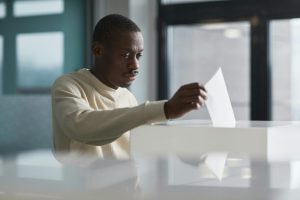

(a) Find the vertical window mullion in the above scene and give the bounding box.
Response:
[250,16,271,120]
[3,0,17,93]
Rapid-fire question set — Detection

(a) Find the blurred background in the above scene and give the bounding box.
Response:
[1,0,300,154]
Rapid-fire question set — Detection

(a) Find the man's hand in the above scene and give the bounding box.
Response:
[164,83,207,119]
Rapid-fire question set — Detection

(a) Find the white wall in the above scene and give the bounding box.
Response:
[93,0,158,103]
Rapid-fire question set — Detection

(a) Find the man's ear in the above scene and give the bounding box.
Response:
[92,42,104,57]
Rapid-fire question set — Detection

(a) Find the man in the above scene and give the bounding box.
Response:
[52,14,207,162]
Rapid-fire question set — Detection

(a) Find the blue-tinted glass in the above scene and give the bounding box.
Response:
[14,0,64,17]
[0,2,5,18]
[0,36,3,93]
[16,32,64,89]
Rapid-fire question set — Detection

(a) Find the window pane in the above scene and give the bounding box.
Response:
[271,19,300,120]
[0,35,3,93]
[16,32,64,89]
[168,22,250,120]
[13,0,64,17]
[0,2,5,18]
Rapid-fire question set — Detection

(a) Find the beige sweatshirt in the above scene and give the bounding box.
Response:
[52,68,166,162]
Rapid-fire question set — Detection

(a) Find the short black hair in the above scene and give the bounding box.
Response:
[93,14,141,43]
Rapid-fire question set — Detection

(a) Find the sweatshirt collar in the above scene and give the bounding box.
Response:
[79,68,121,98]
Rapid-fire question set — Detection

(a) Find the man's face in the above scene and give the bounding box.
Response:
[95,31,144,89]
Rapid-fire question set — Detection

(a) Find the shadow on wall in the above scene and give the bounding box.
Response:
[0,95,53,156]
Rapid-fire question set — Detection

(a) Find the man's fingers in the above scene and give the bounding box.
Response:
[180,82,201,90]
[182,96,205,106]
[200,89,208,100]
[178,88,208,101]
[165,82,208,119]
[183,102,201,111]
[180,82,207,91]
[199,84,206,92]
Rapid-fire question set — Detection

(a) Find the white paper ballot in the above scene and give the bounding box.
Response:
[205,68,236,127]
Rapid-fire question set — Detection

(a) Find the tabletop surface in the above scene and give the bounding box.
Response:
[1,149,300,200]
[153,119,300,128]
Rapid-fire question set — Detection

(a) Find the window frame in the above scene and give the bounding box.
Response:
[157,0,300,120]
[0,0,87,94]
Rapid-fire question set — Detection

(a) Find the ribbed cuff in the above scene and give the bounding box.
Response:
[144,100,168,123]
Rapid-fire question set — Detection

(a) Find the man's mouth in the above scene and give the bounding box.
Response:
[125,70,139,81]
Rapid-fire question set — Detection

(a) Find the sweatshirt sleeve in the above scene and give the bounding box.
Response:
[52,77,167,146]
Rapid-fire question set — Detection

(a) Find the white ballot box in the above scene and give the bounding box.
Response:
[130,120,300,161]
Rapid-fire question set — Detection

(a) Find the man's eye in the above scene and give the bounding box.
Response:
[122,52,130,59]
[137,53,143,60]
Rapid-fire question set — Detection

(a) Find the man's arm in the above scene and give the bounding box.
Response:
[52,83,166,146]
[52,80,206,146]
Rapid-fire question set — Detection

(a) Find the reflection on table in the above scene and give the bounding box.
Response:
[1,150,300,200]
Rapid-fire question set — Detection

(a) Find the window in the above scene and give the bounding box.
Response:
[16,32,64,90]
[168,22,250,120]
[0,0,86,94]
[0,36,2,93]
[13,0,64,17]
[0,2,5,18]
[271,19,300,121]
[158,0,300,120]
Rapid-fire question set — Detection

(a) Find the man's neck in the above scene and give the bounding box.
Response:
[90,67,118,90]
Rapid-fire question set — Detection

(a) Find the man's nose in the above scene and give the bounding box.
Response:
[128,57,139,70]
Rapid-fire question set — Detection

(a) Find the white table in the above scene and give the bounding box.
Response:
[2,150,300,200]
